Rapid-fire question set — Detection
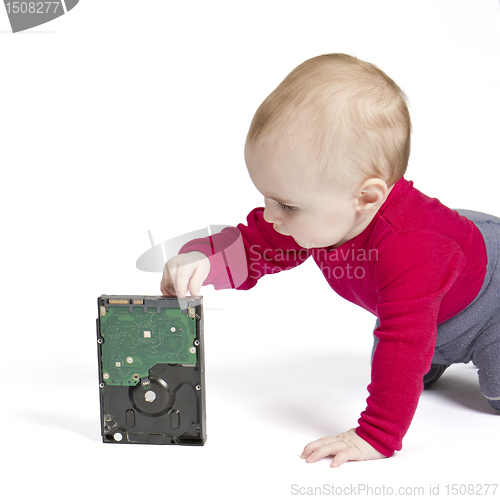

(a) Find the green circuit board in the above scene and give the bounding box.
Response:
[99,306,197,386]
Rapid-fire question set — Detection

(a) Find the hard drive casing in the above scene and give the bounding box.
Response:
[96,295,206,445]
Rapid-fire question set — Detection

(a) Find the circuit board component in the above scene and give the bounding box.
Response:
[99,303,197,385]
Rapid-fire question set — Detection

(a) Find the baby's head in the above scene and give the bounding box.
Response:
[244,54,411,249]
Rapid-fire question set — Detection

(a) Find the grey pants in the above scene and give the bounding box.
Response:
[373,209,500,410]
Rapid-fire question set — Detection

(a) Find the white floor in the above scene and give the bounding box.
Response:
[3,285,499,498]
[1,2,499,497]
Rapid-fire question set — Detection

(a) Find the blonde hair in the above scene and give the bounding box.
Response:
[246,54,411,187]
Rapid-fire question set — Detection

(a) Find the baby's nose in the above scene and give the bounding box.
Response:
[263,206,283,225]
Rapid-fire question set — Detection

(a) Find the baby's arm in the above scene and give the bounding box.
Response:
[304,232,467,466]
[162,208,309,295]
[302,429,385,468]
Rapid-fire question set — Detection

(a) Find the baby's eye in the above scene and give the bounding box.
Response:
[276,201,297,212]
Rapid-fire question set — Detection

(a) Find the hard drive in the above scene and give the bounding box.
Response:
[96,295,206,445]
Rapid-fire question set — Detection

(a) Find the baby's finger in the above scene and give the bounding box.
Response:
[166,261,183,296]
[330,447,361,468]
[161,266,176,296]
[305,441,348,463]
[174,264,194,298]
[161,280,176,296]
[187,262,207,297]
[301,436,335,459]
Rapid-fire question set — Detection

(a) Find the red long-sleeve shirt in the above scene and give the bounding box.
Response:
[180,177,487,456]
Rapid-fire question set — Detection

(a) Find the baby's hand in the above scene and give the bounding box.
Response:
[301,428,386,468]
[160,251,210,298]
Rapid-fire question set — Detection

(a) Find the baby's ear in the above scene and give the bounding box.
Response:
[356,179,389,214]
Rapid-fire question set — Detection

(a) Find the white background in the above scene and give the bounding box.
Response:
[1,1,499,497]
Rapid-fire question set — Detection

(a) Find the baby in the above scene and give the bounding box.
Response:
[161,54,500,467]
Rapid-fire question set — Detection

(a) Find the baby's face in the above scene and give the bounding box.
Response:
[245,141,370,249]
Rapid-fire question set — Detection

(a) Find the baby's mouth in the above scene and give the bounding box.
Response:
[274,225,310,248]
